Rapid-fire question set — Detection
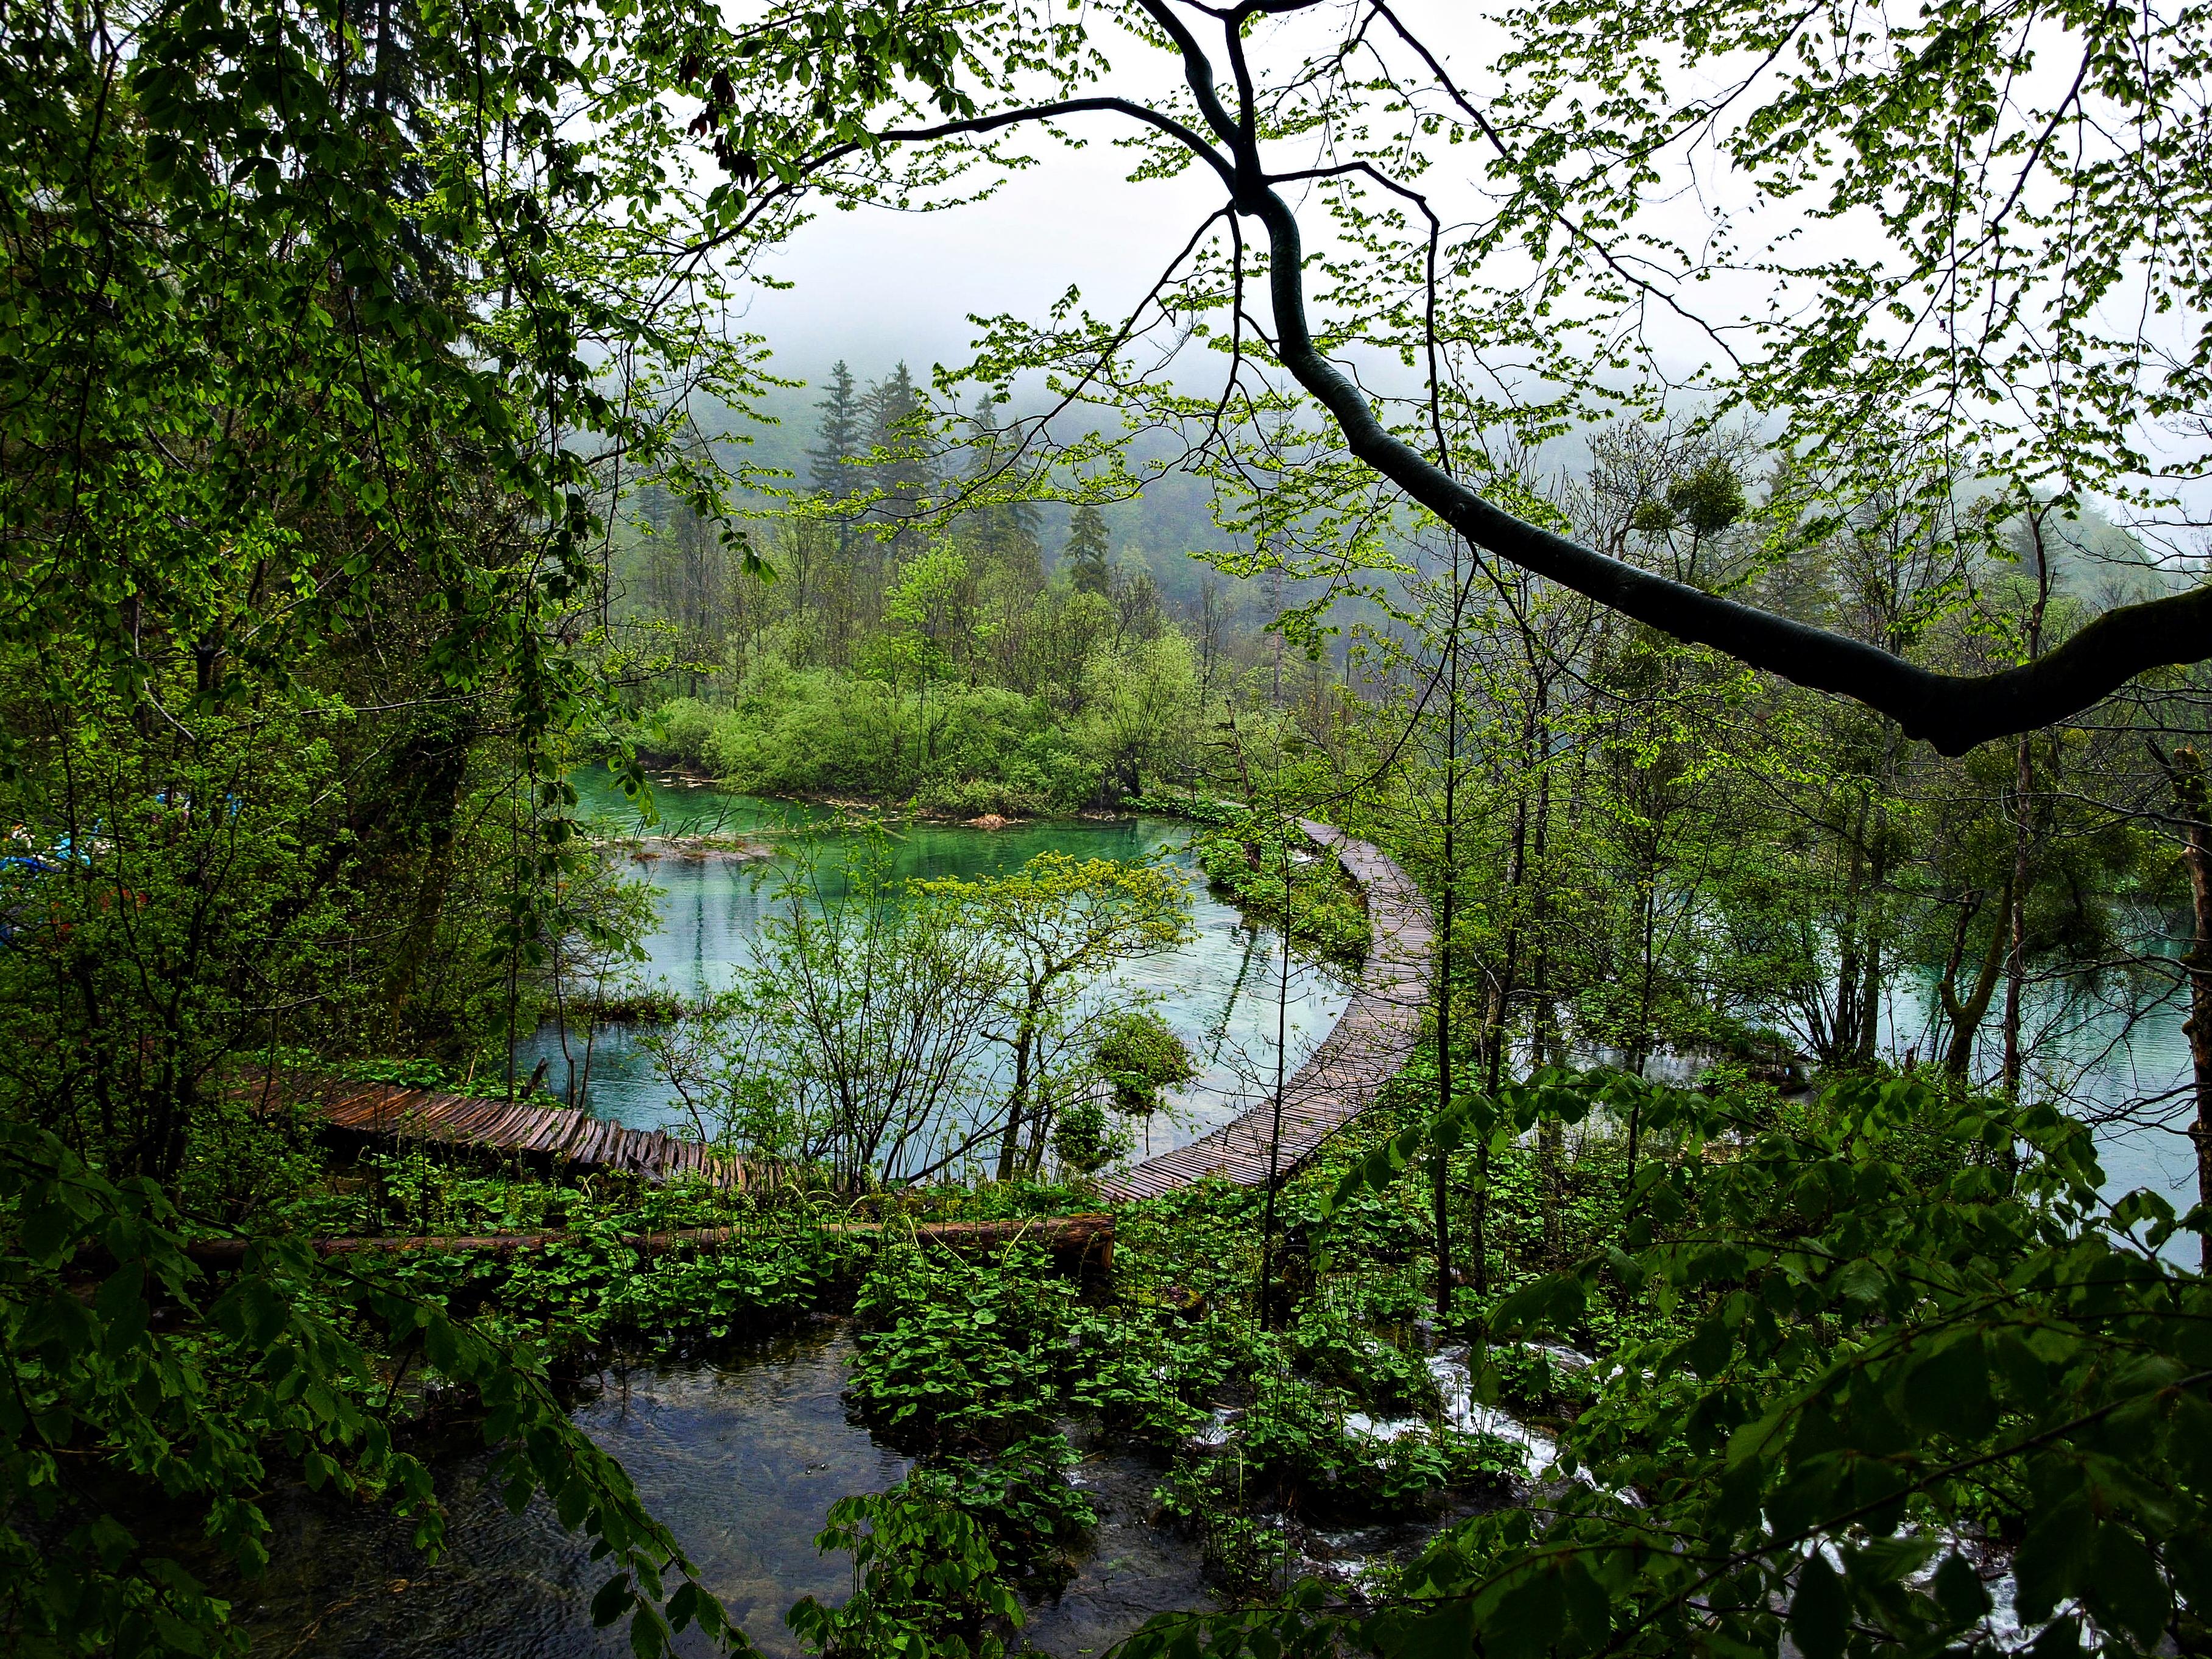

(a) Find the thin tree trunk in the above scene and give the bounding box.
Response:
[1833,828,1867,1064]
[1431,614,1466,1316]
[1941,882,2012,1078]
[1483,777,1529,1091]
[1527,734,1563,1259]
[2001,729,2036,1098]
[2002,520,2054,1100]
[1259,816,1293,1329]
[1855,827,1887,1067]
[997,999,1039,1182]
[1435,777,1458,1314]
[2168,750,2212,1274]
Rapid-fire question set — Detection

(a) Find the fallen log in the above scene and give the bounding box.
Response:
[180,1212,1115,1275]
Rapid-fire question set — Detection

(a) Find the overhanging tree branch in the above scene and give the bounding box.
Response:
[865,0,2212,757]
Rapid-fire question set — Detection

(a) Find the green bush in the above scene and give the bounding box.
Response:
[1093,1010,1197,1116]
[646,665,1103,813]
[787,1486,1020,1659]
[1190,812,1369,967]
[902,1437,1097,1585]
[1288,1304,1439,1417]
[846,1245,1076,1449]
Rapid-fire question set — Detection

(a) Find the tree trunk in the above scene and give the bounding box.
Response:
[1940,882,2011,1080]
[1854,826,1888,1067]
[2001,729,2036,1098]
[1259,818,1295,1329]
[1530,740,1563,1261]
[2001,536,2053,1102]
[1483,776,1530,1091]
[997,997,1041,1182]
[1434,863,1457,1315]
[1830,824,1867,1064]
[1434,639,1460,1317]
[2169,750,2212,1274]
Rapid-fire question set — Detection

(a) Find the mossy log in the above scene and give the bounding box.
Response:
[180,1212,1115,1275]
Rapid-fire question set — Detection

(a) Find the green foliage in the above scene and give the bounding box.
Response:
[1094,1010,1198,1117]
[1125,792,1246,827]
[847,1245,1076,1449]
[1133,1071,2212,1659]
[1190,812,1368,969]
[901,1437,1098,1584]
[645,835,1011,1186]
[917,849,1196,1180]
[1065,504,1112,598]
[818,1243,1111,1651]
[786,1487,1021,1659]
[653,671,1101,815]
[0,1124,747,1658]
[1049,1095,1131,1175]
[1287,1304,1438,1417]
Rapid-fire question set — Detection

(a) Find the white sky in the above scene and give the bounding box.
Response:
[715,2,2204,536]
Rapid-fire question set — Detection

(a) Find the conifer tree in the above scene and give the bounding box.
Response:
[808,361,863,499]
[863,362,933,556]
[1064,503,1111,596]
[963,396,1044,590]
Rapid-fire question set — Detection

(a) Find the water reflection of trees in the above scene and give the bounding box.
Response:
[642,836,1198,1189]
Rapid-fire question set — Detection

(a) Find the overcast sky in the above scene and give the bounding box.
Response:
[712,4,2200,540]
[735,126,1220,386]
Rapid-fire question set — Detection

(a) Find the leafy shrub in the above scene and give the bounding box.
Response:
[1048,1095,1131,1175]
[1288,1304,1440,1417]
[1122,791,1244,826]
[847,1246,1075,1449]
[1060,1310,1242,1443]
[902,1437,1097,1586]
[1092,1010,1196,1116]
[1483,1341,1596,1412]
[787,1487,1020,1659]
[647,668,1103,812]
[1169,1371,1483,1523]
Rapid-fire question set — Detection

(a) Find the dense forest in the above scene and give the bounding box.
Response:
[632,364,2203,1125]
[5,1,2212,1658]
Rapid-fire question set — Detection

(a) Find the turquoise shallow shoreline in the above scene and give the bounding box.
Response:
[515,772,1354,1166]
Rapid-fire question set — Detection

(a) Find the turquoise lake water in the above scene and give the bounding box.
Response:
[515,769,1352,1168]
[525,766,2201,1219]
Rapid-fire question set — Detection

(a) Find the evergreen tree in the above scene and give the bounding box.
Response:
[963,397,1044,591]
[1065,503,1111,596]
[863,362,934,555]
[808,360,863,498]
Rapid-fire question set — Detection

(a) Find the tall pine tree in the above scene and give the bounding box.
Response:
[863,362,933,557]
[964,396,1044,590]
[808,361,862,498]
[1065,503,1111,596]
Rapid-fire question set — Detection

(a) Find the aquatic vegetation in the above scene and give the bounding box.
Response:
[1188,811,1369,971]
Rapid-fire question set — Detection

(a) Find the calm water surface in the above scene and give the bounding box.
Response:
[516,771,1351,1164]
[244,1327,1213,1658]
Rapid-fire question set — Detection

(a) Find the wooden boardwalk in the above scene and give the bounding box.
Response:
[1098,820,1432,1201]
[244,1071,744,1190]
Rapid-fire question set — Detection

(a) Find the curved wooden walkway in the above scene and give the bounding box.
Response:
[1098,820,1432,1201]
[243,1070,744,1189]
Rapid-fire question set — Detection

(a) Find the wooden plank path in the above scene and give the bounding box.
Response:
[1098,820,1432,1201]
[241,1071,745,1190]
